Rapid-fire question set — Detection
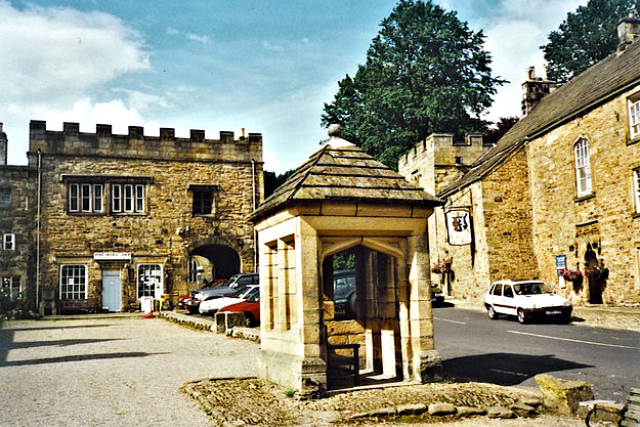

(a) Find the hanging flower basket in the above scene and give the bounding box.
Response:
[559,269,582,281]
[598,267,609,281]
[432,263,447,274]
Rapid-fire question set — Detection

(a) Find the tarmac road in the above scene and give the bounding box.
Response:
[433,305,640,401]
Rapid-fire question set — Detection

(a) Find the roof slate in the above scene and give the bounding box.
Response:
[249,142,443,222]
[439,39,640,198]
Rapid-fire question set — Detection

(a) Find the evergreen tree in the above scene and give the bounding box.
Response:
[541,0,640,85]
[322,0,504,168]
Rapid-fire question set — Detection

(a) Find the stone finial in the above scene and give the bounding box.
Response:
[328,124,342,138]
[326,124,355,148]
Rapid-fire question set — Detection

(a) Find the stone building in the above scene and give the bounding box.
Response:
[250,127,443,395]
[400,16,640,305]
[2,120,263,313]
[0,123,37,305]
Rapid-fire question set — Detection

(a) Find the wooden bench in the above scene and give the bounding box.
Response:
[327,343,360,386]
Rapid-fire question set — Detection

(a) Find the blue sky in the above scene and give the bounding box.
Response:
[1,0,585,172]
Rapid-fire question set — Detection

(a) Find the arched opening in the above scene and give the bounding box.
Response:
[584,243,603,304]
[322,244,402,389]
[189,244,241,284]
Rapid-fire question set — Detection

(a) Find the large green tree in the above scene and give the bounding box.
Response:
[322,0,504,168]
[541,0,640,85]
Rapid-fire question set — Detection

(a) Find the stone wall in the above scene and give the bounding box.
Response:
[527,85,640,304]
[0,165,37,306]
[25,121,263,311]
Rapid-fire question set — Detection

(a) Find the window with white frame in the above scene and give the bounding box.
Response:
[574,139,592,197]
[629,98,640,138]
[634,168,640,213]
[68,183,103,213]
[112,183,144,214]
[1,276,21,300]
[60,265,87,300]
[3,233,15,250]
[137,264,162,298]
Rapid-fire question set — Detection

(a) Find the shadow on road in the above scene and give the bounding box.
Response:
[1,324,112,332]
[2,338,124,351]
[0,351,168,367]
[442,352,593,386]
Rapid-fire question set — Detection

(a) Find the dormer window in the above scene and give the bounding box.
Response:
[574,138,592,197]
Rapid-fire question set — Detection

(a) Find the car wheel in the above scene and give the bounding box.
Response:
[488,305,498,320]
[245,312,255,328]
[187,306,199,315]
[517,308,528,324]
[560,312,572,324]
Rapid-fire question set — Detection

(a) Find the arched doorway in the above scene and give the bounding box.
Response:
[189,244,241,283]
[322,244,402,389]
[584,243,603,304]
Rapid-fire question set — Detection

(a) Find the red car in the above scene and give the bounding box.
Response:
[219,298,260,327]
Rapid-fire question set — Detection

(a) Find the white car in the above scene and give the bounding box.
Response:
[484,280,572,324]
[198,285,259,316]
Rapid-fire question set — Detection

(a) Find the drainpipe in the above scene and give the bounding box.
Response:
[251,159,258,270]
[36,150,42,310]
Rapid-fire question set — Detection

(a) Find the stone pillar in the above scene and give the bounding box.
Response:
[407,233,441,382]
[295,217,326,395]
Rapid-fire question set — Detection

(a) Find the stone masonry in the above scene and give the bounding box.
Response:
[3,120,263,313]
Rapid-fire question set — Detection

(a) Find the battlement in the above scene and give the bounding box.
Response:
[398,133,484,171]
[28,121,263,164]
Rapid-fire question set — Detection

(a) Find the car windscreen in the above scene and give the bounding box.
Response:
[243,287,259,300]
[229,286,250,298]
[513,282,543,295]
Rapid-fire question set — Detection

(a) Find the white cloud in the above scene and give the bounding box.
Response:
[186,33,211,44]
[0,1,152,164]
[111,88,171,111]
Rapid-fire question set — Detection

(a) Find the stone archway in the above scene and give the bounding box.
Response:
[189,244,241,282]
[321,243,403,389]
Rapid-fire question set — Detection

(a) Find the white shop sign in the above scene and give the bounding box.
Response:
[93,252,132,261]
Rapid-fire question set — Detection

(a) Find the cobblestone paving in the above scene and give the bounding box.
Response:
[0,316,259,427]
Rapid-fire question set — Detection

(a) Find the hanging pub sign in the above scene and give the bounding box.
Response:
[445,209,472,246]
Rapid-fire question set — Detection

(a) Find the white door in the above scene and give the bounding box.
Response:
[102,270,122,311]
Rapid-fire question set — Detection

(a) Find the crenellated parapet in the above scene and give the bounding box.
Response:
[398,133,487,195]
[27,121,263,165]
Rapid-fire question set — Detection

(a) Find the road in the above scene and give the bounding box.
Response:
[433,305,640,401]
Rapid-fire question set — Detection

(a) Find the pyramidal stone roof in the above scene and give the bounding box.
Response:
[439,36,640,198]
[249,135,443,222]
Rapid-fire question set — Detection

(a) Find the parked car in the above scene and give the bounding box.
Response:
[186,273,259,314]
[220,297,260,327]
[198,285,259,316]
[484,280,572,324]
[177,279,220,310]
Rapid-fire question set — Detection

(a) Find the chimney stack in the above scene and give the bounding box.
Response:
[0,123,7,165]
[617,12,640,53]
[521,66,556,116]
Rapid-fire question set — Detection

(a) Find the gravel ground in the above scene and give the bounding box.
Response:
[0,316,259,427]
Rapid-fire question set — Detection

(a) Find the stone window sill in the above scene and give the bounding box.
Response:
[628,136,640,146]
[633,212,640,219]
[574,193,596,203]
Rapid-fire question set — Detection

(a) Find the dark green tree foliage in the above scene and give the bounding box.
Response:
[485,116,519,146]
[541,0,640,85]
[263,169,297,198]
[322,0,504,168]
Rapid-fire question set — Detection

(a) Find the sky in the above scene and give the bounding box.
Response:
[0,0,587,173]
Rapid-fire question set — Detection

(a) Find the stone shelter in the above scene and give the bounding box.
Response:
[1,120,263,314]
[249,126,443,396]
[399,15,640,306]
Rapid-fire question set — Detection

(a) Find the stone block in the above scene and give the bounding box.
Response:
[535,373,594,415]
[455,406,486,417]
[428,402,456,416]
[577,400,626,425]
[486,406,515,418]
[509,402,537,417]
[396,403,428,416]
